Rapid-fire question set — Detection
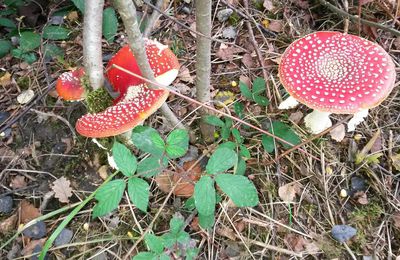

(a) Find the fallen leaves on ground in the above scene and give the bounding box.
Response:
[289,111,303,124]
[216,224,237,241]
[19,200,41,223]
[393,212,400,229]
[329,124,345,142]
[216,43,242,61]
[215,91,235,107]
[263,0,275,11]
[0,214,17,234]
[278,182,301,202]
[10,175,27,189]
[390,153,400,171]
[284,233,307,253]
[267,20,284,32]
[178,66,194,83]
[51,177,73,203]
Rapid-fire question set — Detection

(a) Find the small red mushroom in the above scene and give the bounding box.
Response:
[106,39,180,102]
[56,68,86,101]
[76,84,168,138]
[278,31,396,133]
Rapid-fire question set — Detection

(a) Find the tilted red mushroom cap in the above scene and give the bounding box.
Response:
[56,68,86,101]
[279,31,396,114]
[76,84,168,138]
[106,39,180,100]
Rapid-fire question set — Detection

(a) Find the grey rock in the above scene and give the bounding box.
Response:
[54,228,73,246]
[331,225,357,242]
[217,9,233,22]
[350,176,367,193]
[31,244,48,260]
[0,196,13,214]
[222,26,236,39]
[22,220,47,239]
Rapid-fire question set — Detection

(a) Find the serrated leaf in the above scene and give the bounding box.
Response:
[206,148,238,174]
[204,115,225,127]
[166,129,189,159]
[137,156,168,177]
[132,252,157,260]
[198,213,214,229]
[194,176,215,216]
[144,233,164,254]
[253,95,270,106]
[132,126,165,156]
[71,0,85,13]
[215,174,258,207]
[239,81,253,100]
[0,40,12,58]
[12,49,36,64]
[220,126,231,140]
[224,117,233,128]
[102,7,118,43]
[43,25,71,40]
[112,142,137,177]
[270,121,301,149]
[262,134,274,153]
[252,77,265,95]
[127,177,149,212]
[93,180,125,218]
[0,17,16,28]
[19,32,41,52]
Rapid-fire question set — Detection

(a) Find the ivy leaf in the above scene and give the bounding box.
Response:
[93,180,125,218]
[144,233,164,254]
[137,156,168,177]
[194,176,215,216]
[204,115,225,127]
[165,129,189,159]
[19,32,41,52]
[206,148,237,174]
[112,141,137,177]
[102,7,118,43]
[132,126,165,156]
[215,174,259,207]
[42,26,71,40]
[127,177,149,212]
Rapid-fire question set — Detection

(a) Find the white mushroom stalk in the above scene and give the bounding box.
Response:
[304,110,332,134]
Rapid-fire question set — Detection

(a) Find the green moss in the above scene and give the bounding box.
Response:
[17,76,30,90]
[350,201,383,224]
[171,37,186,58]
[85,88,113,114]
[228,12,241,26]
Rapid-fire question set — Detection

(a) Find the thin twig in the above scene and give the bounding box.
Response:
[143,0,164,37]
[31,109,77,140]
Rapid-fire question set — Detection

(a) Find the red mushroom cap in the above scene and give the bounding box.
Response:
[76,84,169,138]
[56,68,86,101]
[106,39,180,101]
[279,31,396,114]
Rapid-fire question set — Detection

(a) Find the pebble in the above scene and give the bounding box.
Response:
[54,228,73,246]
[331,225,357,242]
[217,9,233,22]
[31,244,48,260]
[0,196,13,214]
[22,220,47,239]
[222,26,236,39]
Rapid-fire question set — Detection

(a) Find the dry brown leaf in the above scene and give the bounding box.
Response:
[391,154,400,171]
[353,191,368,205]
[242,53,255,68]
[51,177,73,203]
[359,0,374,5]
[278,182,301,202]
[67,11,79,22]
[178,66,194,83]
[61,137,73,154]
[97,165,109,180]
[216,43,241,61]
[10,175,27,189]
[289,111,303,124]
[22,238,46,257]
[263,0,275,11]
[0,72,13,87]
[293,0,309,9]
[329,124,346,142]
[284,233,307,253]
[393,212,400,229]
[239,75,251,87]
[20,200,41,223]
[0,214,18,234]
[216,225,236,241]
[268,20,284,32]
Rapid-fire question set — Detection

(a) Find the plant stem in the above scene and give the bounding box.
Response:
[83,0,105,90]
[195,0,215,142]
[112,0,186,130]
[143,0,164,38]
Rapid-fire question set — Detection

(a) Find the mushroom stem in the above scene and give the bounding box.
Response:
[347,109,368,132]
[304,110,332,134]
[278,96,300,110]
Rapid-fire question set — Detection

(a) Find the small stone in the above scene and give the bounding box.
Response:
[217,9,233,22]
[222,26,236,39]
[340,189,348,198]
[50,16,64,25]
[0,196,13,214]
[331,225,357,242]
[351,176,367,192]
[22,220,47,239]
[31,244,48,260]
[54,228,73,246]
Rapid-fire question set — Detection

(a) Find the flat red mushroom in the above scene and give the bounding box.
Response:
[106,38,180,101]
[278,31,396,133]
[56,68,86,101]
[76,84,168,138]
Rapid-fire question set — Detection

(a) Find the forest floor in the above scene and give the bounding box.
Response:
[0,0,399,259]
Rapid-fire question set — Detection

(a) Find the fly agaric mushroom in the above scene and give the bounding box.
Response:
[278,31,396,134]
[75,84,168,138]
[56,68,86,101]
[106,38,180,102]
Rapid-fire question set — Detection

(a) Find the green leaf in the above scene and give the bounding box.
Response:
[102,7,118,43]
[0,40,12,58]
[132,252,157,260]
[144,233,164,254]
[270,121,301,149]
[43,43,64,59]
[127,177,149,212]
[262,135,274,153]
[252,77,265,95]
[159,253,170,260]
[165,129,189,159]
[137,156,168,177]
[198,213,214,229]
[218,141,236,150]
[19,31,41,52]
[71,0,85,13]
[239,81,253,100]
[186,248,199,260]
[253,95,270,106]
[204,115,225,127]
[184,197,195,210]
[169,215,184,234]
[0,17,16,28]
[12,48,37,64]
[235,156,246,175]
[234,102,244,118]
[239,145,250,158]
[224,117,233,128]
[215,174,258,207]
[112,141,137,177]
[43,25,71,40]
[0,9,17,16]
[177,231,190,244]
[231,128,242,144]
[220,126,231,140]
[206,148,238,174]
[194,176,215,216]
[93,179,125,218]
[132,126,165,156]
